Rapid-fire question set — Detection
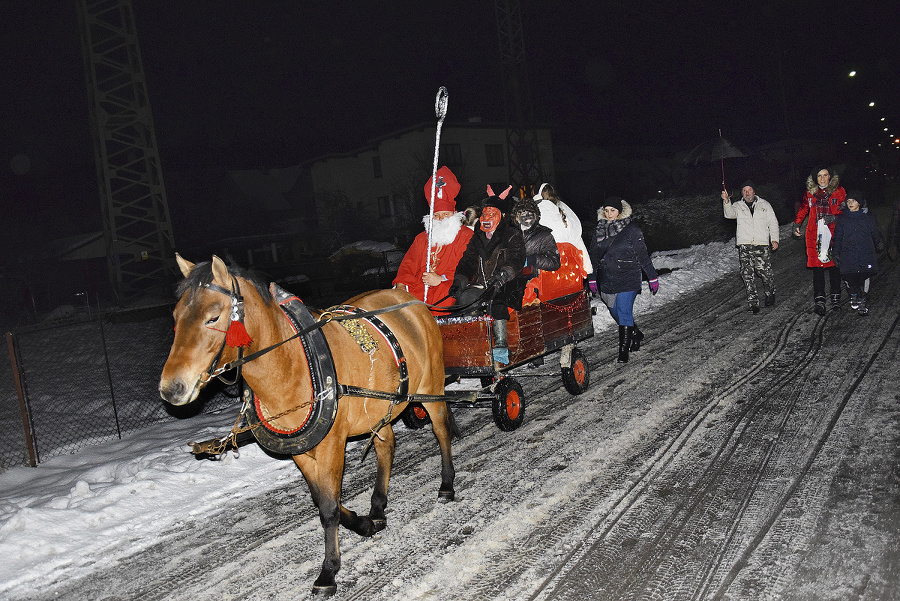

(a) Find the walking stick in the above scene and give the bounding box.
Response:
[424,86,449,304]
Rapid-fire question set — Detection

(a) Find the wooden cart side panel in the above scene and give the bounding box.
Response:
[440,319,492,369]
[509,304,545,364]
[541,291,594,347]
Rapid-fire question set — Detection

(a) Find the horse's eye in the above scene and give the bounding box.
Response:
[205,315,219,326]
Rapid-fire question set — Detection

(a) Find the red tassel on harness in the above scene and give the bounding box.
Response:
[225,319,252,348]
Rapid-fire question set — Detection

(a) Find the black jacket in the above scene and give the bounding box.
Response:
[589,215,657,294]
[832,207,884,275]
[522,223,561,273]
[454,218,526,310]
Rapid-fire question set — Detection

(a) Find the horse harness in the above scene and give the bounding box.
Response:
[191,280,447,458]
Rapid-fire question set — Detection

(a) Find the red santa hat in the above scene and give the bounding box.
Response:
[424,166,461,213]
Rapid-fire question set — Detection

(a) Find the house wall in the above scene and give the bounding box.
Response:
[307,121,554,247]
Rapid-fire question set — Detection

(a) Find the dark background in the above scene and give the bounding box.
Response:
[1,0,898,261]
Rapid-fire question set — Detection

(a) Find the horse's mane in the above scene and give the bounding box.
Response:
[176,260,274,305]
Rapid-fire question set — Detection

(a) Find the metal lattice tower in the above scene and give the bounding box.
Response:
[495,0,544,198]
[77,0,175,304]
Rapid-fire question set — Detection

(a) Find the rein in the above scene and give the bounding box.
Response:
[199,276,423,381]
[190,279,446,459]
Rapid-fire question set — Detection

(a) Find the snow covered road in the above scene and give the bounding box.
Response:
[5,235,900,600]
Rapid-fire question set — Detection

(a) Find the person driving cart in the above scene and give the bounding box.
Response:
[450,185,526,367]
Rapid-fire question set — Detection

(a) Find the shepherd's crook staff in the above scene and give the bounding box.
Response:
[424,86,449,304]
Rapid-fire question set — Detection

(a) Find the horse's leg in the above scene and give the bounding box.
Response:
[293,452,342,595]
[368,423,395,531]
[424,402,458,501]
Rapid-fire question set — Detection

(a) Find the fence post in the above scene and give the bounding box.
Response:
[6,332,37,467]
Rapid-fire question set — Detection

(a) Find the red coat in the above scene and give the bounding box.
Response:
[393,226,473,311]
[795,181,846,268]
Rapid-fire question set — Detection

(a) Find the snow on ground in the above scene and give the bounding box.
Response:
[0,237,743,598]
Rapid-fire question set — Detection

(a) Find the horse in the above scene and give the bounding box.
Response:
[159,255,458,595]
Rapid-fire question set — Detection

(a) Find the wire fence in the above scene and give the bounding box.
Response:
[0,306,241,473]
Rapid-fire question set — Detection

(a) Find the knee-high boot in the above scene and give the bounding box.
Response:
[492,319,509,366]
[617,325,633,363]
[630,324,644,351]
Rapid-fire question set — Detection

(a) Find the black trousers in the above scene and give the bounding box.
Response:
[812,266,841,300]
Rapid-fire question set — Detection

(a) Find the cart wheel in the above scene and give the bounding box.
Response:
[492,377,525,431]
[400,403,431,429]
[561,347,590,395]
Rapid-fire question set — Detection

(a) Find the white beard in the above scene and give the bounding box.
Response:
[423,213,463,246]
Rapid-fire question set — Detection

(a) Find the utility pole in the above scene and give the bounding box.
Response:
[495,0,544,198]
[77,0,175,305]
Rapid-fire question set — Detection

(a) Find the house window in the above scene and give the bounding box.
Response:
[485,144,504,167]
[441,143,463,166]
[377,196,392,218]
[372,156,382,178]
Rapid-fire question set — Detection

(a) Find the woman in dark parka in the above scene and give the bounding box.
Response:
[588,197,659,363]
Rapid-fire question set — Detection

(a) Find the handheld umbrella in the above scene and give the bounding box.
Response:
[683,129,747,194]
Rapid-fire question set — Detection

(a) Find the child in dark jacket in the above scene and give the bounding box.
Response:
[832,190,884,315]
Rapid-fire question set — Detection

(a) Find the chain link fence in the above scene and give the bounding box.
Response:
[1,306,240,473]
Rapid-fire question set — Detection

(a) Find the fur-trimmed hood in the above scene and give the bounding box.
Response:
[806,171,841,195]
[596,199,633,220]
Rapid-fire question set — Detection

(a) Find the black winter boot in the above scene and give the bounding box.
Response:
[617,325,633,363]
[831,293,841,311]
[630,324,644,351]
[814,296,826,316]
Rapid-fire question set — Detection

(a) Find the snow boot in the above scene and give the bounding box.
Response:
[492,319,509,367]
[764,293,775,307]
[857,297,869,316]
[630,324,644,351]
[831,293,841,311]
[814,296,826,316]
[849,293,859,310]
[617,325,633,363]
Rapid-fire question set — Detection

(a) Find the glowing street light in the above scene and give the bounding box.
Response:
[849,70,857,77]
[869,102,876,107]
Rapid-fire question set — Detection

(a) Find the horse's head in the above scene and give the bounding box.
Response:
[159,254,258,406]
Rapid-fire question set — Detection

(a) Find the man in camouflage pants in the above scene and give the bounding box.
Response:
[721,181,781,313]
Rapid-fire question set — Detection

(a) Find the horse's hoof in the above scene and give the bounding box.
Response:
[371,518,387,532]
[312,582,337,596]
[438,489,455,502]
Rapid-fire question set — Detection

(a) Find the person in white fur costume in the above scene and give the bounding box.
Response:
[533,183,592,277]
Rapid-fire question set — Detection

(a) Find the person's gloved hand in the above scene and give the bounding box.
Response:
[648,278,659,295]
[487,274,505,290]
[588,278,598,296]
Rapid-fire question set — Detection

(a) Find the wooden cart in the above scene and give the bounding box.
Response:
[402,288,594,431]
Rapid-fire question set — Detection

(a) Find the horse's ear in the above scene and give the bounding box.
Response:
[175,253,194,278]
[211,255,231,287]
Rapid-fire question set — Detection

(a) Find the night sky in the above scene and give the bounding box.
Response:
[1,0,898,249]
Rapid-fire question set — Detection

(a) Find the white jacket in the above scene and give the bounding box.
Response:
[723,196,780,246]
[536,198,593,273]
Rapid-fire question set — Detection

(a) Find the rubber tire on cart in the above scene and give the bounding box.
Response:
[492,377,525,431]
[400,403,431,429]
[561,347,590,395]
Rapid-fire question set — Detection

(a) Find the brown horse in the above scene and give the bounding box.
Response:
[159,255,457,595]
